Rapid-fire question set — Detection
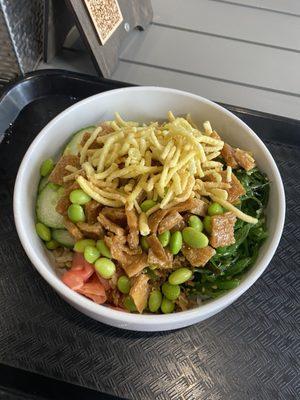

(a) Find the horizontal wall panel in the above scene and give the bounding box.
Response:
[112,61,300,120]
[152,0,300,51]
[120,25,300,95]
[211,0,300,16]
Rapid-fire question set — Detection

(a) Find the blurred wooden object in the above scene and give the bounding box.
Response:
[66,0,153,77]
[83,0,123,45]
[44,0,152,78]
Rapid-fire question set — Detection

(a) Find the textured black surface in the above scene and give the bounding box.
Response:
[0,71,299,400]
[0,364,122,400]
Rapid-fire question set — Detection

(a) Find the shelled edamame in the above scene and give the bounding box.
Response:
[169,231,182,254]
[70,189,91,205]
[95,258,116,279]
[182,227,208,249]
[67,204,85,223]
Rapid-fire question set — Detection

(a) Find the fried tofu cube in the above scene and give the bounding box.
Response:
[210,212,236,248]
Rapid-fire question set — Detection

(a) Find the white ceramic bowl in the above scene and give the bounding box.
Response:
[14,87,285,331]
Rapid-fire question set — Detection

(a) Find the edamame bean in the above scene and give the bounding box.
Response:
[182,227,209,249]
[48,182,60,191]
[95,258,116,279]
[45,240,59,250]
[74,239,96,253]
[117,276,131,294]
[40,159,54,177]
[162,282,180,301]
[161,297,175,314]
[158,230,170,247]
[84,245,100,263]
[169,231,182,255]
[208,202,224,216]
[96,239,112,258]
[124,296,137,312]
[203,216,212,233]
[168,268,192,285]
[67,204,85,223]
[36,222,51,241]
[140,199,157,213]
[69,189,91,205]
[148,289,162,312]
[188,215,203,231]
[140,236,149,251]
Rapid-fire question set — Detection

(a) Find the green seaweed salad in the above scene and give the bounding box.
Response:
[188,167,269,301]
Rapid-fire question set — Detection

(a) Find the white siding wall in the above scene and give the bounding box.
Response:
[112,0,300,119]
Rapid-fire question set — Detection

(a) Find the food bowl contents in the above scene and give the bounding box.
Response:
[35,112,269,314]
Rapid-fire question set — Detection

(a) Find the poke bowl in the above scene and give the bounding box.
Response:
[13,86,285,331]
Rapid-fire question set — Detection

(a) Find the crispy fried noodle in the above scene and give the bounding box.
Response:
[76,112,258,227]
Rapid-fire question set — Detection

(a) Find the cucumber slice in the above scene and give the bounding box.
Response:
[36,183,65,229]
[52,229,75,248]
[63,126,96,156]
[38,176,49,193]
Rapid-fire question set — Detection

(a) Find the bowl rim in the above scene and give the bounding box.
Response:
[13,86,285,328]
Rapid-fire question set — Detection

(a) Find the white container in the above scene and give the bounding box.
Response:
[14,87,285,331]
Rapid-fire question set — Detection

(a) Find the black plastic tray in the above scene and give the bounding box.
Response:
[0,70,299,400]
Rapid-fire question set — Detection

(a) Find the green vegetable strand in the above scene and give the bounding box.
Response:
[187,167,269,301]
